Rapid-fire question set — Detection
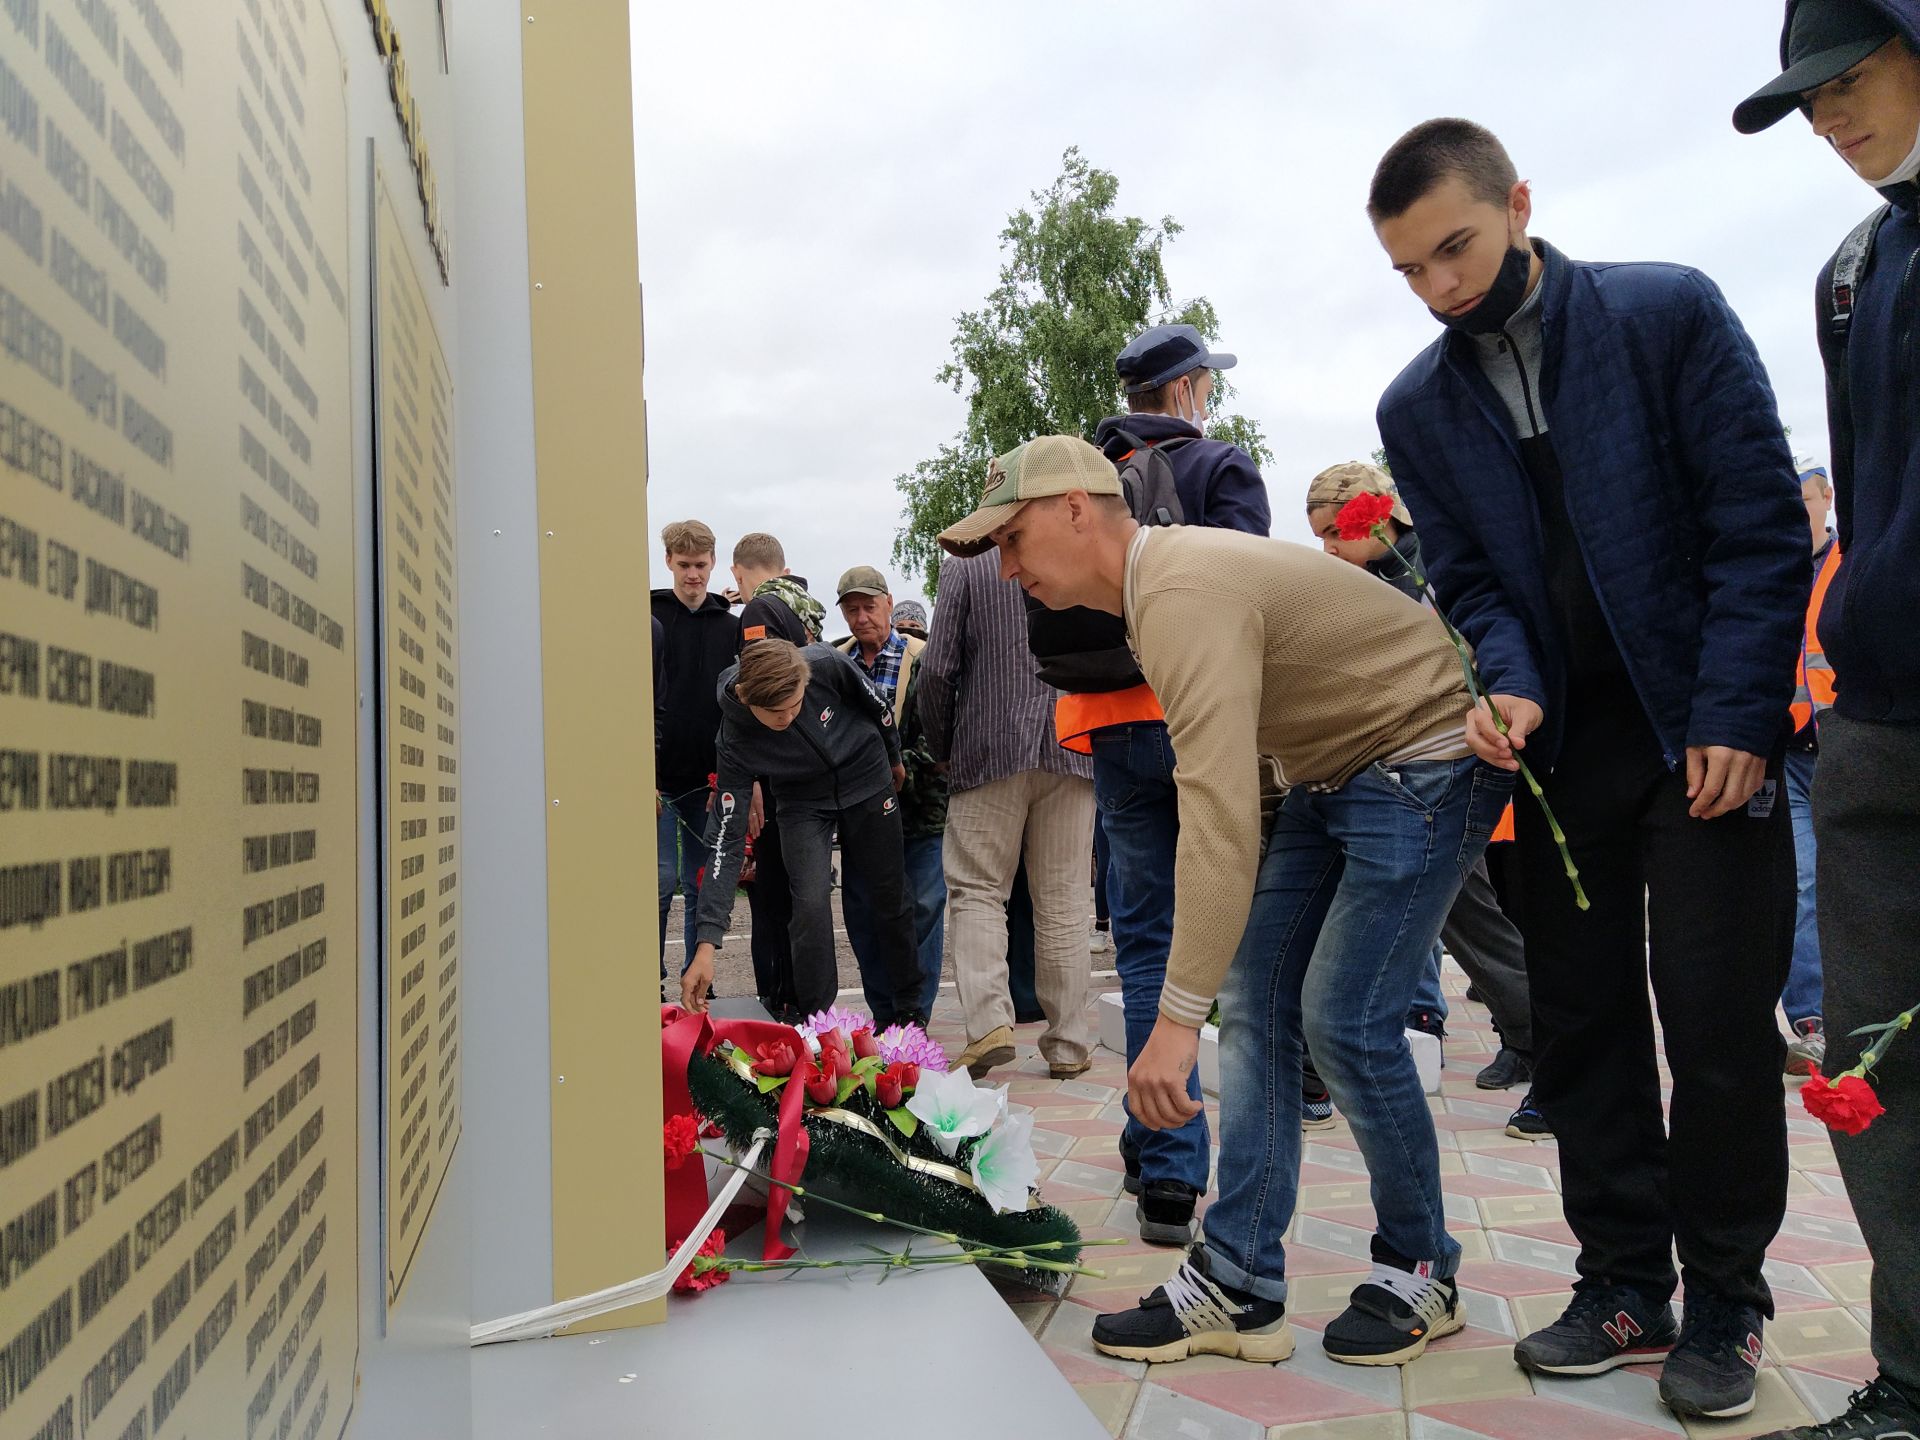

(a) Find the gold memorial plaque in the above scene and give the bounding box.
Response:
[373,166,460,1309]
[0,2,360,1439]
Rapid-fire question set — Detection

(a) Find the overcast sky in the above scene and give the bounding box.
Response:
[630,1,1867,620]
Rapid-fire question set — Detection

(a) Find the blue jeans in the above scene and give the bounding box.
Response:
[1202,757,1514,1301]
[656,788,709,973]
[1781,747,1822,1026]
[1409,943,1449,1026]
[846,832,947,1017]
[1092,722,1210,1193]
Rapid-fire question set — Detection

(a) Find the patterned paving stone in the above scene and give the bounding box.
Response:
[986,974,1874,1440]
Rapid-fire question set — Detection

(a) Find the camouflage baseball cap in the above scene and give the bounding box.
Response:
[937,435,1119,557]
[1305,461,1412,528]
[835,565,891,601]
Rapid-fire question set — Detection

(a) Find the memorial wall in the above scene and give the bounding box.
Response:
[372,159,458,1309]
[0,2,362,1437]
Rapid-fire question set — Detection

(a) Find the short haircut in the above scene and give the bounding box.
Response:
[1368,118,1519,223]
[661,519,716,557]
[732,531,785,570]
[734,638,811,709]
[1126,365,1206,416]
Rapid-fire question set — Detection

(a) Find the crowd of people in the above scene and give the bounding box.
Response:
[657,8,1918,1436]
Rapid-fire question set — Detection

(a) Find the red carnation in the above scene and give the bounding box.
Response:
[1335,492,1397,542]
[672,1229,730,1294]
[751,1038,799,1078]
[662,1113,701,1170]
[1802,1066,1886,1136]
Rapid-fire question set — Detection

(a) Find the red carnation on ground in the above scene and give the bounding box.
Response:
[1802,1066,1886,1136]
[672,1229,730,1293]
[662,1114,701,1170]
[1335,492,1397,542]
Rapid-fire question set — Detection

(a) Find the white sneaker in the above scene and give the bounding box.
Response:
[1089,929,1113,955]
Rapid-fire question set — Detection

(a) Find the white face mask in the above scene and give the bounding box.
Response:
[1184,380,1208,432]
[1862,116,1920,187]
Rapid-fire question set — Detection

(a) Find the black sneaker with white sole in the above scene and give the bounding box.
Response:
[1505,1090,1552,1140]
[1659,1297,1765,1419]
[1322,1239,1465,1366]
[1137,1179,1199,1247]
[1091,1245,1295,1365]
[1754,1375,1920,1439]
[1513,1284,1679,1376]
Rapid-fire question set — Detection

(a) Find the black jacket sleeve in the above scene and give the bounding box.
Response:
[692,730,753,948]
[829,648,903,769]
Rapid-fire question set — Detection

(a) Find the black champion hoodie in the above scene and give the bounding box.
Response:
[693,644,902,947]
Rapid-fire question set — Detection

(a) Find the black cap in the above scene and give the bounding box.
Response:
[1115,324,1237,395]
[1734,0,1898,134]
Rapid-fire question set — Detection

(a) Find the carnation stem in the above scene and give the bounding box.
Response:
[1851,1001,1919,1077]
[1373,522,1590,911]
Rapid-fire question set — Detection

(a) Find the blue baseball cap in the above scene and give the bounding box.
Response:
[1115,324,1238,395]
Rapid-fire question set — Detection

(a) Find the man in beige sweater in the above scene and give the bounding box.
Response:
[939,435,1515,1370]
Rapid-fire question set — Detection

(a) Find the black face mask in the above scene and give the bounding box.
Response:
[1429,242,1533,336]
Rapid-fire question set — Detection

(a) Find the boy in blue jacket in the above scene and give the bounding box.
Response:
[1370,119,1808,1422]
[1736,4,1920,1435]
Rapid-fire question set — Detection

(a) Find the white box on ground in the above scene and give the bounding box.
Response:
[1095,990,1442,1098]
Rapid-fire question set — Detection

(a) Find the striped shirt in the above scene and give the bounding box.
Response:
[917,552,1094,793]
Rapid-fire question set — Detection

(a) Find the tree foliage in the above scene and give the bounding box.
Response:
[893,148,1271,594]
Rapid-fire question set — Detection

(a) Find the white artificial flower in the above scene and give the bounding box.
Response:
[904,1067,1002,1157]
[969,1112,1039,1215]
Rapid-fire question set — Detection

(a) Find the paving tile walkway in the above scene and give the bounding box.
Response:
[935,964,1866,1440]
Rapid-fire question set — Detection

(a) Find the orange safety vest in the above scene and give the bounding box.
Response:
[1789,543,1843,734]
[1055,684,1164,754]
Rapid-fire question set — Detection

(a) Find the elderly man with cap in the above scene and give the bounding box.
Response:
[1032,323,1272,1247]
[1736,7,1920,1436]
[1305,463,1544,1139]
[940,434,1512,1369]
[833,566,949,1016]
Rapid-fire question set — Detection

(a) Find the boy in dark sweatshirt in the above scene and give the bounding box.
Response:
[679,639,924,1028]
[1736,6,1920,1435]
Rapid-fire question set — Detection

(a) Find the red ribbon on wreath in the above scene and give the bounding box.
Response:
[660,1004,810,1261]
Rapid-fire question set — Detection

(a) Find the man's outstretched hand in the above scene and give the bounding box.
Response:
[680,943,716,1013]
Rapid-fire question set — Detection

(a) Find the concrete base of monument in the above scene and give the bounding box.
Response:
[469,995,1108,1440]
[1094,990,1443,1097]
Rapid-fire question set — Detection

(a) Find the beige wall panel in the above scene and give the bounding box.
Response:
[0,1,360,1437]
[372,164,460,1310]
[519,5,662,1328]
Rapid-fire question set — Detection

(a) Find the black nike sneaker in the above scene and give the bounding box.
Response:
[1513,1285,1680,1376]
[1091,1245,1295,1365]
[1754,1376,1920,1439]
[1322,1239,1465,1366]
[1659,1296,1765,1419]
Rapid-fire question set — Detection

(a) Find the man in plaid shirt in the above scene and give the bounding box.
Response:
[834,567,948,1016]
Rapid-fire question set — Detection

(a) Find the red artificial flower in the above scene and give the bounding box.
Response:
[851,1027,880,1061]
[751,1038,799,1078]
[821,1030,854,1077]
[1802,1066,1886,1136]
[672,1229,730,1294]
[662,1113,701,1171]
[874,1060,919,1110]
[804,1057,840,1106]
[1335,492,1397,542]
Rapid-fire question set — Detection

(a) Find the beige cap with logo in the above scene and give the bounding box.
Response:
[1305,461,1412,528]
[937,435,1120,557]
